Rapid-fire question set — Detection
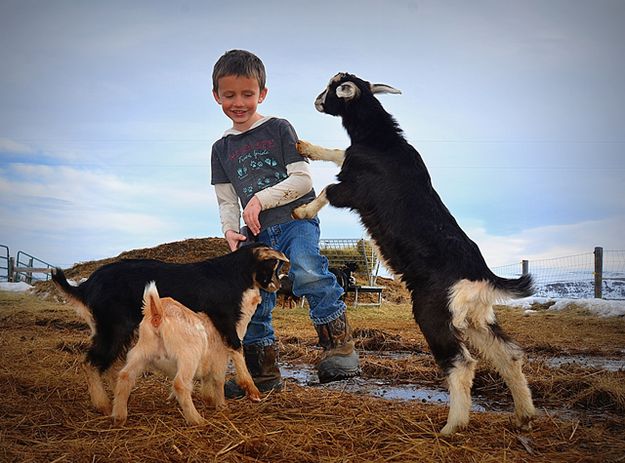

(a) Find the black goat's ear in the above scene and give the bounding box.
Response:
[254,247,289,263]
[371,83,402,95]
[336,81,360,100]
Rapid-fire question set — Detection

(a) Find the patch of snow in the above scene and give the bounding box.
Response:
[550,298,625,317]
[0,282,33,292]
[506,296,625,317]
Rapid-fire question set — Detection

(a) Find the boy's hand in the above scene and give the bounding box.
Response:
[225,230,247,251]
[242,196,262,236]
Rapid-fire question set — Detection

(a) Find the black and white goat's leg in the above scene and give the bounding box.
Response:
[296,140,345,167]
[415,304,476,436]
[292,186,331,219]
[441,344,476,435]
[448,279,535,430]
[465,323,535,430]
[291,180,354,219]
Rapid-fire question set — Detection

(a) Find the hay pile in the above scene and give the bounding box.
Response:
[35,237,411,305]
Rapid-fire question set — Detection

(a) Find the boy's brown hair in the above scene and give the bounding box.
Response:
[212,49,266,92]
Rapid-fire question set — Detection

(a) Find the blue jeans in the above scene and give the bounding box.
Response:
[243,218,346,347]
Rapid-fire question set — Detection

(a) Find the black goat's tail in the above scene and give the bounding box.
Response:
[492,273,534,299]
[51,267,81,299]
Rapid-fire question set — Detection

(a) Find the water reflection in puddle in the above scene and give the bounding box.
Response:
[278,349,625,414]
[279,363,487,411]
[541,355,625,371]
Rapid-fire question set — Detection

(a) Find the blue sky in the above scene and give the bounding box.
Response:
[1,0,624,269]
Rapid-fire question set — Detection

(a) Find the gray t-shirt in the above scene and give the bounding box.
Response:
[211,118,316,231]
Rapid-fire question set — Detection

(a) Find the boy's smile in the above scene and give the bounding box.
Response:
[213,75,268,132]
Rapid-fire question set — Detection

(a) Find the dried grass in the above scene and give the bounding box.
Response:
[2,290,625,462]
[5,237,625,462]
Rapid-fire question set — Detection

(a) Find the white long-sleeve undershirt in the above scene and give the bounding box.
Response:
[214,160,313,235]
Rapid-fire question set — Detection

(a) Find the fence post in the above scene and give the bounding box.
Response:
[26,257,34,284]
[522,260,529,276]
[594,246,603,299]
[8,257,15,282]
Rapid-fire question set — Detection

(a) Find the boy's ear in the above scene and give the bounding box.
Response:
[259,87,268,103]
[213,90,222,105]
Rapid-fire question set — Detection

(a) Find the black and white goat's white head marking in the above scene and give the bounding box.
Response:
[314,72,401,115]
[252,246,289,293]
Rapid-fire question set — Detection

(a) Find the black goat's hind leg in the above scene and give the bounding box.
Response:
[465,323,535,430]
[416,305,476,435]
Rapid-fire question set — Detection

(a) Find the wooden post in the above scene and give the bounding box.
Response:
[8,257,15,282]
[594,246,603,299]
[522,260,529,276]
[25,257,33,284]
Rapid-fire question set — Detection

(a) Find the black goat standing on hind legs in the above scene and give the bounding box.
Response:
[292,73,536,435]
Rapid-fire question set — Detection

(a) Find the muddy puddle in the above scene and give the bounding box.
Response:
[280,363,481,408]
[542,355,625,371]
[279,349,625,417]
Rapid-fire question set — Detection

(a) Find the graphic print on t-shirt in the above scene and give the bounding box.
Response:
[229,139,287,200]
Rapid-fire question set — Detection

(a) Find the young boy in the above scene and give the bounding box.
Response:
[210,49,359,394]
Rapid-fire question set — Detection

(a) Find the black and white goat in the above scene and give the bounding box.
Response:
[277,262,357,308]
[52,243,288,417]
[292,73,535,435]
[277,273,301,309]
[330,262,358,291]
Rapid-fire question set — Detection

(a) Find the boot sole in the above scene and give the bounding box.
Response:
[318,368,360,384]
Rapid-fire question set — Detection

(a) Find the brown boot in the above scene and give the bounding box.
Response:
[224,343,284,399]
[315,312,360,383]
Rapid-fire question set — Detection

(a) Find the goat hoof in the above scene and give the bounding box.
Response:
[187,416,208,426]
[440,419,468,436]
[439,424,456,436]
[514,414,534,431]
[111,415,127,426]
[292,205,310,220]
[296,140,313,157]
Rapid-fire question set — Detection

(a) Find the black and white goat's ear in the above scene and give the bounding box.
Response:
[335,81,361,100]
[254,247,289,263]
[370,83,402,95]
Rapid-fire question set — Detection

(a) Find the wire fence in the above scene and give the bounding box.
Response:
[0,245,9,282]
[0,246,54,284]
[492,248,625,300]
[1,243,623,300]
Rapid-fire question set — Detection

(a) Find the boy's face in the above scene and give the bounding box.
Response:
[213,75,268,132]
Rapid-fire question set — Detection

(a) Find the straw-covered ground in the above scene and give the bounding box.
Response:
[2,238,625,462]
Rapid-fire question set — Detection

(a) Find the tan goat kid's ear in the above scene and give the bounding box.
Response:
[254,247,289,263]
[336,81,361,100]
[370,83,402,95]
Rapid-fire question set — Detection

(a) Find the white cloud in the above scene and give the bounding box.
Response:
[0,138,34,155]
[0,161,216,266]
[467,216,625,268]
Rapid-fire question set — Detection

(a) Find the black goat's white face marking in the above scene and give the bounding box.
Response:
[314,90,327,112]
[315,73,350,112]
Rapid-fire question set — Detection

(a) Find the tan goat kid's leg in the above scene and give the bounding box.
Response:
[111,347,150,426]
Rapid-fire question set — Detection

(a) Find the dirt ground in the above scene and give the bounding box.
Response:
[2,238,625,462]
